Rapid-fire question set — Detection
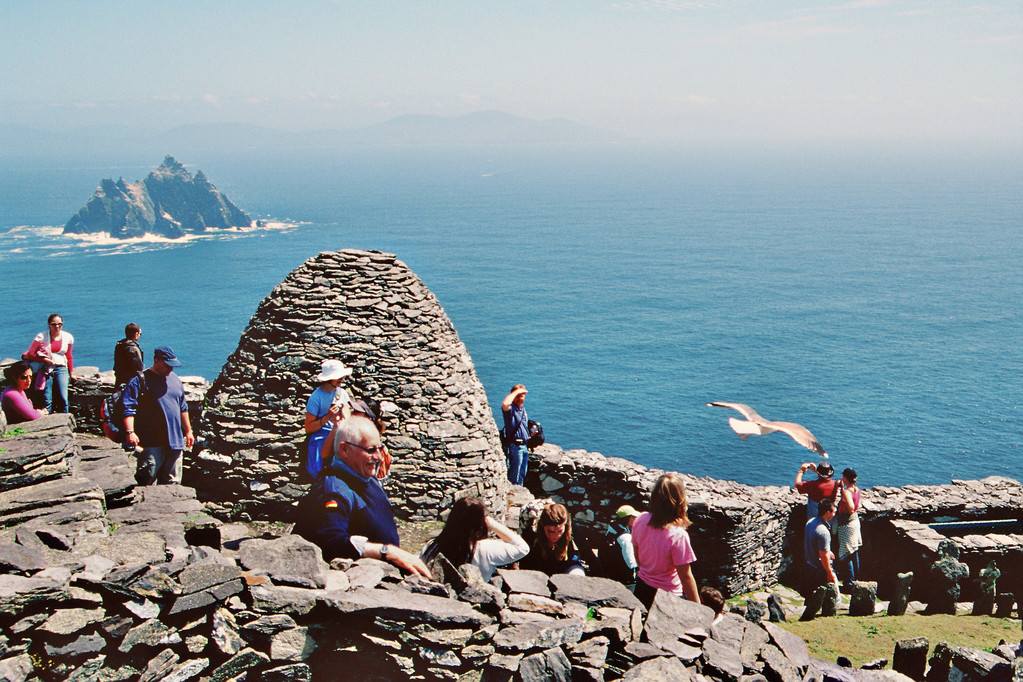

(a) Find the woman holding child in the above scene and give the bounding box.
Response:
[22,314,75,414]
[631,473,700,608]
[303,360,354,478]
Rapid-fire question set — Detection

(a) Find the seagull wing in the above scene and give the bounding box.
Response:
[706,401,769,425]
[766,421,827,456]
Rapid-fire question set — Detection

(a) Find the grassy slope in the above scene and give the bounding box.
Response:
[778,613,1020,667]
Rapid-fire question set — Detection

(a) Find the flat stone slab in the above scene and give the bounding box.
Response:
[549,573,644,610]
[322,587,493,629]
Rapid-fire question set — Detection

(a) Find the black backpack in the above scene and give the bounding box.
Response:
[527,420,545,449]
[100,372,145,444]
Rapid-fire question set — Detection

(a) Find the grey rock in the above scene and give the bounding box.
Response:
[262,663,312,682]
[0,574,70,616]
[269,626,315,661]
[346,562,386,590]
[764,621,810,669]
[888,572,914,617]
[0,542,48,574]
[207,647,270,682]
[123,598,162,619]
[248,583,321,616]
[849,581,878,617]
[138,649,177,682]
[760,643,802,682]
[492,620,584,652]
[710,612,747,649]
[518,646,571,682]
[621,656,693,681]
[744,599,766,624]
[38,606,105,635]
[0,654,33,682]
[240,613,298,638]
[642,590,714,661]
[948,646,1011,681]
[322,586,493,628]
[43,632,107,658]
[162,658,209,682]
[767,593,787,622]
[212,608,244,656]
[496,568,551,597]
[118,618,181,653]
[550,573,644,610]
[569,635,610,669]
[740,623,771,669]
[703,636,744,680]
[893,637,929,681]
[176,560,241,594]
[238,535,327,589]
[167,577,243,615]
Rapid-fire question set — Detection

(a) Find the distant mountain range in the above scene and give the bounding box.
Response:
[0,111,633,155]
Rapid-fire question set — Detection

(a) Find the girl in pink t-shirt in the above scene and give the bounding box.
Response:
[631,472,700,608]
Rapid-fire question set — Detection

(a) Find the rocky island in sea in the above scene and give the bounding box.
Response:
[63,156,253,239]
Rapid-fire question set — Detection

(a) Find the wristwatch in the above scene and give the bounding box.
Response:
[379,544,390,562]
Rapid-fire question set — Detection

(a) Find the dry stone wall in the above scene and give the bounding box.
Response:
[195,249,509,522]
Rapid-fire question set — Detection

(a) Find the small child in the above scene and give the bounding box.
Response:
[699,586,726,624]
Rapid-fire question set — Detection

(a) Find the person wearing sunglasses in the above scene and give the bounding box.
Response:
[2,361,47,424]
[295,414,430,578]
[22,314,76,413]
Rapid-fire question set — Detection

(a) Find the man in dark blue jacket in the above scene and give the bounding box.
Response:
[300,414,430,577]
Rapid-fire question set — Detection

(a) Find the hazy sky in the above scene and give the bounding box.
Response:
[2,1,1020,146]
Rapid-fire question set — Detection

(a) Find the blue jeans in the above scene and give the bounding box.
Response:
[30,363,69,413]
[136,446,183,485]
[507,443,529,485]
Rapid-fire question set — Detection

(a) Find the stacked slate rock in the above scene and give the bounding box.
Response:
[196,249,508,522]
[3,412,1023,680]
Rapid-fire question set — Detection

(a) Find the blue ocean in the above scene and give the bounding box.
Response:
[1,145,1020,489]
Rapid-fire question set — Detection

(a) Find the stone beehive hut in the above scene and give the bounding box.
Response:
[195,249,508,521]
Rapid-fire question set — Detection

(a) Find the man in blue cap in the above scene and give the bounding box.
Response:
[121,346,195,485]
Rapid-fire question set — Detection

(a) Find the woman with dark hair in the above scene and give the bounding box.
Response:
[520,503,586,576]
[420,497,528,582]
[2,362,47,424]
[22,314,75,413]
[631,473,700,608]
[835,468,862,590]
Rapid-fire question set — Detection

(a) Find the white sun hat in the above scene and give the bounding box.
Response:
[314,359,353,382]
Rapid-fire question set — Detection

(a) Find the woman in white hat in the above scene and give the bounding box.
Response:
[303,359,354,478]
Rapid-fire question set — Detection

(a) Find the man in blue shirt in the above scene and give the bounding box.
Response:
[122,346,194,485]
[300,414,430,577]
[804,498,838,593]
[502,384,530,485]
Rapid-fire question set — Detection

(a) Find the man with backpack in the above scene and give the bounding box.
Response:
[502,384,530,485]
[113,323,144,387]
[121,346,194,485]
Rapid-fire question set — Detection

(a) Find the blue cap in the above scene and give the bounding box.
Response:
[153,346,182,367]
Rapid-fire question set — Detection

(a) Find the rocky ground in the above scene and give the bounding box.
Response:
[1,415,1021,681]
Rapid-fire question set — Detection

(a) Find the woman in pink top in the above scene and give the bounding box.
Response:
[22,314,75,414]
[1,362,47,424]
[631,473,700,608]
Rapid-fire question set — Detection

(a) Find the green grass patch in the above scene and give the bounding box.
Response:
[2,427,26,437]
[777,613,1019,667]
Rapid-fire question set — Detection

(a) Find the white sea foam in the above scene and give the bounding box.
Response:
[0,219,301,260]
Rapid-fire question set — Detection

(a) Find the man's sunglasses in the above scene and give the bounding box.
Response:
[341,440,385,456]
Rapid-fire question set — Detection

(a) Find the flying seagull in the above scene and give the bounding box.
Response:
[706,401,827,458]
